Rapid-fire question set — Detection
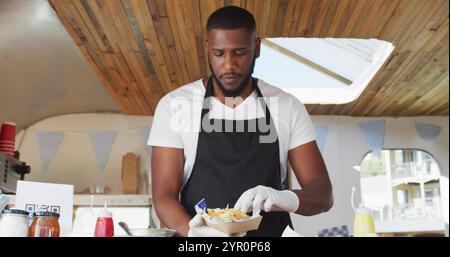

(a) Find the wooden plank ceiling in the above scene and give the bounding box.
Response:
[49,0,449,116]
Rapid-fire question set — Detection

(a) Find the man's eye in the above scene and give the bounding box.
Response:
[235,50,247,56]
[213,51,223,56]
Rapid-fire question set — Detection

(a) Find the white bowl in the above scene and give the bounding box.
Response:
[118,228,176,237]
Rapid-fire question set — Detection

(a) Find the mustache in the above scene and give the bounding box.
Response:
[219,73,242,78]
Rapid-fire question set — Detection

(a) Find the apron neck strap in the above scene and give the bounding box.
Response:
[205,76,260,99]
[202,77,272,125]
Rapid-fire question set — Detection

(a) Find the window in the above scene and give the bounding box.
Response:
[425,189,434,203]
[396,189,408,205]
[359,152,386,178]
[254,38,394,104]
[358,149,443,226]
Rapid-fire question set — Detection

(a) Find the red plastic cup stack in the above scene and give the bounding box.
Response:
[0,122,16,157]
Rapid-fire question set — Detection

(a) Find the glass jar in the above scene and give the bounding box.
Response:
[29,211,60,237]
[0,209,30,237]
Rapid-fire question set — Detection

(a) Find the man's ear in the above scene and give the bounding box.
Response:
[255,37,261,58]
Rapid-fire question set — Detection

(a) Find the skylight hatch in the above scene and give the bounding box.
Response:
[254,38,395,104]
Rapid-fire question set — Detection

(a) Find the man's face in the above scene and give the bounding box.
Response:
[205,28,261,97]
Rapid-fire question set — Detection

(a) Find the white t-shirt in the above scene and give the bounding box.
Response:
[148,78,316,188]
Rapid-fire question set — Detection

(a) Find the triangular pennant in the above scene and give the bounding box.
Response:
[89,131,117,173]
[138,127,151,146]
[315,125,329,153]
[36,132,64,172]
[358,120,385,157]
[414,122,442,147]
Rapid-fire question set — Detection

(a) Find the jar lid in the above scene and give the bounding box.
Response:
[34,211,60,218]
[1,209,29,215]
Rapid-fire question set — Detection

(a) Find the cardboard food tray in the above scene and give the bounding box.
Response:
[203,215,263,234]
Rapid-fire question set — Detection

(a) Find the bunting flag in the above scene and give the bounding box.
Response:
[358,120,385,157]
[89,131,117,173]
[138,127,151,146]
[36,132,64,172]
[414,122,442,147]
[315,125,330,154]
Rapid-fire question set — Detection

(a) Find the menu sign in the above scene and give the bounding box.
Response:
[15,181,74,236]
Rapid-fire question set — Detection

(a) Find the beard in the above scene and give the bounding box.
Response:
[208,54,257,97]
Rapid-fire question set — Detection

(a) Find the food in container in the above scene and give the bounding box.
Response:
[195,199,262,234]
[29,211,60,237]
[205,208,249,222]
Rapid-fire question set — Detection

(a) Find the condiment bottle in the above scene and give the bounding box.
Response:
[94,201,114,237]
[29,211,60,237]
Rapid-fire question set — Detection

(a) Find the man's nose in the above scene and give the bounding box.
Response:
[223,54,237,71]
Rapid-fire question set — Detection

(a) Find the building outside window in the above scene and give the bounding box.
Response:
[358,149,445,236]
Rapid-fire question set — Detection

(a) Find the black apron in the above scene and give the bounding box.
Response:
[180,77,292,237]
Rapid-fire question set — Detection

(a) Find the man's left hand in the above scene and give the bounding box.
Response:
[234,185,299,216]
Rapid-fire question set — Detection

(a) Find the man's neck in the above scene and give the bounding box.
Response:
[202,77,255,109]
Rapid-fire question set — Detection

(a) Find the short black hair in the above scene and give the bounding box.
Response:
[206,6,256,34]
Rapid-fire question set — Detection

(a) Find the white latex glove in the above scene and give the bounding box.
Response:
[234,185,299,216]
[188,214,246,237]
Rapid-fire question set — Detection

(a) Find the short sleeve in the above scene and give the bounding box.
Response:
[147,95,184,149]
[288,96,316,150]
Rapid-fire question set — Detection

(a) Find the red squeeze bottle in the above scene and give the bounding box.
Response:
[94,202,114,237]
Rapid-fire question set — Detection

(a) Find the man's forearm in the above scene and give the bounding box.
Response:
[154,195,191,236]
[291,180,333,216]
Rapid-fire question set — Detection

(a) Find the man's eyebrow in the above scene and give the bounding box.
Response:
[210,47,249,51]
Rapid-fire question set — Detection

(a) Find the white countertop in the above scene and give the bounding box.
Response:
[375,218,446,233]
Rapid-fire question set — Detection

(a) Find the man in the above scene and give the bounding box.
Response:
[148,6,333,237]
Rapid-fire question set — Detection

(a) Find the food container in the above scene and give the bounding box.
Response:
[117,228,177,237]
[195,199,262,234]
[29,211,60,237]
[0,209,30,237]
[203,214,262,234]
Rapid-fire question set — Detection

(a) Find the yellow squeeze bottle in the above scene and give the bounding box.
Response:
[351,187,376,237]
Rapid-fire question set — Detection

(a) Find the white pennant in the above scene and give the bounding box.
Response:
[89,131,117,173]
[36,132,64,173]
[315,125,330,154]
[414,122,442,147]
[358,120,385,157]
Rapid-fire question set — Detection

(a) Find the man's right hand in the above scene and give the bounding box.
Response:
[188,214,246,237]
